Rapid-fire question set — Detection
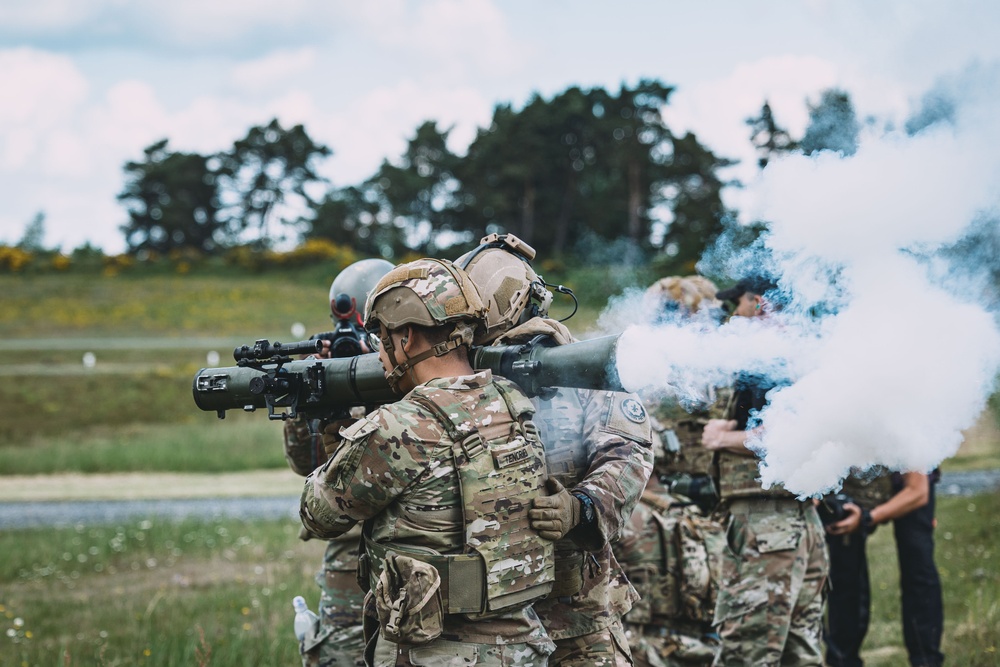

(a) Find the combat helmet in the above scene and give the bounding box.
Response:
[364,258,486,392]
[328,258,395,324]
[455,233,554,344]
[644,275,722,322]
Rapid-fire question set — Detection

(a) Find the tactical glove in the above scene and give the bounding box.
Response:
[321,418,357,457]
[495,317,576,346]
[529,478,581,541]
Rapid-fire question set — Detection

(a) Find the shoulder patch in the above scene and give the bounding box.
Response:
[340,416,380,441]
[621,398,648,424]
[602,392,654,445]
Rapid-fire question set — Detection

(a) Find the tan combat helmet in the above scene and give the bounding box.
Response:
[644,275,721,320]
[364,258,486,392]
[455,233,554,345]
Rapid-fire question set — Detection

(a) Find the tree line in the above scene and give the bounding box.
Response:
[117,80,742,273]
[6,82,870,276]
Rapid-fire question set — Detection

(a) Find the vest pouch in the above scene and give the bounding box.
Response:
[375,554,444,646]
[550,548,585,598]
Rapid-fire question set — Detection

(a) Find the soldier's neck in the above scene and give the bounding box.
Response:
[408,349,476,385]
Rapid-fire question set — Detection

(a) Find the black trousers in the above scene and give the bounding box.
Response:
[824,484,944,667]
[894,486,944,667]
[825,528,869,667]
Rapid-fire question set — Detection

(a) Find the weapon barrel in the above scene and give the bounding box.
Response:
[193,353,397,416]
[193,333,626,418]
[472,334,625,396]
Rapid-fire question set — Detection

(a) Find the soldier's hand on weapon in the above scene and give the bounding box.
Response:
[826,502,863,536]
[701,419,738,450]
[315,339,333,359]
[321,418,357,457]
[529,478,581,541]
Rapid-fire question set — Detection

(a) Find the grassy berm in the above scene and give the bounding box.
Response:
[1,270,998,665]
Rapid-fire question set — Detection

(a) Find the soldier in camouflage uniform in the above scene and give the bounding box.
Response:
[614,276,727,667]
[284,259,394,667]
[285,417,367,667]
[701,276,828,667]
[456,234,654,667]
[300,258,557,667]
[642,276,727,515]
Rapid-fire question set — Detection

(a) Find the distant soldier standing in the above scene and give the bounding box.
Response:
[456,235,654,666]
[300,258,556,666]
[614,276,728,667]
[700,276,828,666]
[283,258,393,667]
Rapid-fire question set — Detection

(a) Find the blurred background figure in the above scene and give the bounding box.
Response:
[699,275,828,667]
[614,275,727,667]
[823,470,944,667]
[282,258,393,667]
[640,275,726,515]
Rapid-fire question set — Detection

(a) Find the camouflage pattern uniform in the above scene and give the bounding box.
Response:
[647,388,731,514]
[285,415,367,667]
[613,390,730,667]
[709,384,828,667]
[497,320,655,667]
[301,371,556,667]
[615,477,724,667]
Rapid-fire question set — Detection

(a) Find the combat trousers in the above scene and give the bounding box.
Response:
[824,529,870,667]
[301,540,367,667]
[549,622,633,667]
[894,485,944,667]
[372,637,552,666]
[711,498,828,667]
[626,621,720,667]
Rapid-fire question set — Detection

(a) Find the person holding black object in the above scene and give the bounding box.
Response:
[824,470,944,667]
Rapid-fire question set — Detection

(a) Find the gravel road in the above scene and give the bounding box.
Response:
[1,470,997,530]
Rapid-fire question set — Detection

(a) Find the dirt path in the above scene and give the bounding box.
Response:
[0,469,303,502]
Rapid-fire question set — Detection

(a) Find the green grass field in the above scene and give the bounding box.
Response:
[2,269,998,665]
[0,517,322,666]
[0,494,996,666]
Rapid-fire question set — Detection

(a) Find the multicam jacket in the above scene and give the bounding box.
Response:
[301,370,553,646]
[490,317,654,641]
[530,385,654,640]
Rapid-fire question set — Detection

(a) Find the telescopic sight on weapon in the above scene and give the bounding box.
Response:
[233,339,323,363]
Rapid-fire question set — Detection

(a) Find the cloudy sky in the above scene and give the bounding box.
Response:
[2,0,998,253]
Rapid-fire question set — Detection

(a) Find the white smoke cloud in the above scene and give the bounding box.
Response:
[611,63,1000,496]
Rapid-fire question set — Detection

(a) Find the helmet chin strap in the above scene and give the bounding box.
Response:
[382,322,476,393]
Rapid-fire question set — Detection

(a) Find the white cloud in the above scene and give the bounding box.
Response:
[0,49,89,169]
[664,55,842,177]
[306,81,494,186]
[344,0,528,78]
[230,48,319,94]
[0,0,111,31]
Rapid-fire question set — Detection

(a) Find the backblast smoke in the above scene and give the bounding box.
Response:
[607,64,1000,496]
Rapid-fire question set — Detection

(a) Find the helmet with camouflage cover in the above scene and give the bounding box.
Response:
[644,275,722,322]
[455,233,554,344]
[328,258,394,324]
[364,258,487,391]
